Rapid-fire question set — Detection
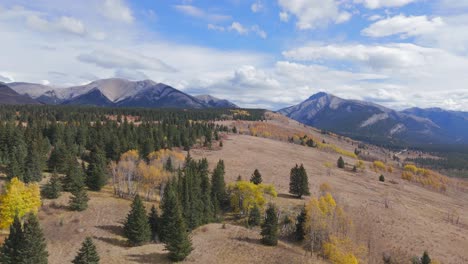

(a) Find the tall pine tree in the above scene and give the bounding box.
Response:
[148,205,160,242]
[86,146,107,191]
[289,164,310,198]
[41,171,62,199]
[0,215,24,264]
[295,206,307,241]
[261,204,279,246]
[123,195,151,246]
[211,160,226,218]
[19,214,48,264]
[248,204,261,227]
[72,237,100,264]
[160,181,192,261]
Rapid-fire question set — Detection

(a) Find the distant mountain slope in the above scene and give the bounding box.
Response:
[0,84,40,105]
[62,88,114,107]
[195,95,238,108]
[8,82,53,98]
[278,92,466,145]
[402,107,468,143]
[117,83,207,108]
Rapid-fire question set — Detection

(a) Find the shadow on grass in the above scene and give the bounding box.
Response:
[96,224,124,236]
[93,235,129,248]
[127,252,171,264]
[232,236,262,245]
[277,193,302,199]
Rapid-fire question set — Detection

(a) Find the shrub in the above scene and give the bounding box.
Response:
[379,175,385,182]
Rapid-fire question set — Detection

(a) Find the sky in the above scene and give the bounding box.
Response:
[1,0,468,110]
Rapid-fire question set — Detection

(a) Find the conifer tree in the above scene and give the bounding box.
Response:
[123,195,151,246]
[379,175,385,182]
[421,251,431,264]
[211,160,226,217]
[295,206,307,241]
[199,158,214,224]
[164,157,173,172]
[86,147,107,191]
[289,164,310,198]
[20,214,48,264]
[248,204,261,227]
[0,215,24,264]
[337,156,345,169]
[148,205,160,242]
[41,171,62,199]
[63,164,85,192]
[250,169,263,185]
[69,186,89,212]
[72,237,100,264]
[160,182,192,261]
[261,204,279,246]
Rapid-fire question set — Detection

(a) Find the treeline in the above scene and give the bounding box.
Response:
[0,106,264,183]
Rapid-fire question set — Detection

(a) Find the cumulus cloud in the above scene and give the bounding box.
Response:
[229,22,249,35]
[277,0,352,29]
[102,0,134,23]
[362,15,444,38]
[174,5,231,21]
[209,22,267,38]
[354,0,417,9]
[251,2,264,13]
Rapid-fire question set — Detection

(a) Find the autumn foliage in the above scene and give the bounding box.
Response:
[0,177,41,229]
[401,164,450,191]
[227,181,277,215]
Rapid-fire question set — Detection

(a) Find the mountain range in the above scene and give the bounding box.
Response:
[3,78,468,146]
[279,92,468,145]
[5,78,238,109]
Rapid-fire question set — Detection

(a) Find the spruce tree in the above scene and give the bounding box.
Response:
[160,182,192,261]
[337,156,345,169]
[421,251,431,264]
[69,186,89,212]
[289,164,310,198]
[379,175,385,182]
[148,205,160,242]
[72,237,100,264]
[261,204,279,246]
[41,171,62,199]
[250,169,263,185]
[248,204,261,227]
[86,147,107,191]
[63,164,85,192]
[211,160,226,217]
[0,215,24,264]
[19,214,48,264]
[123,195,151,246]
[295,206,307,241]
[199,158,214,224]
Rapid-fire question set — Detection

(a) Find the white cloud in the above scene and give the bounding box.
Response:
[251,2,264,13]
[277,0,352,29]
[362,15,444,38]
[229,22,249,35]
[251,25,267,38]
[279,12,289,22]
[77,49,177,72]
[174,5,231,22]
[207,24,225,31]
[57,16,86,35]
[102,0,134,23]
[354,0,417,9]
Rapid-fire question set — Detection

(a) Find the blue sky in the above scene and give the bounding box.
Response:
[1,0,468,110]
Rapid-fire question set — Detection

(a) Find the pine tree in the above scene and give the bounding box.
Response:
[211,160,226,217]
[86,147,107,191]
[41,171,62,199]
[289,164,310,198]
[337,156,345,169]
[379,175,385,182]
[72,237,100,264]
[164,157,173,172]
[295,206,307,241]
[160,182,192,261]
[123,195,151,246]
[421,251,431,264]
[19,214,48,264]
[250,169,263,185]
[261,204,278,246]
[69,187,89,212]
[148,205,160,242]
[248,204,261,227]
[63,164,85,192]
[199,158,214,224]
[0,215,24,264]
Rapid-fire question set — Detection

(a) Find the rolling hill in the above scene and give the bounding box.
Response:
[0,83,41,105]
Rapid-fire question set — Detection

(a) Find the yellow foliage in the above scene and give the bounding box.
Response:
[387,166,393,173]
[317,142,357,159]
[0,178,41,229]
[355,160,365,170]
[323,236,359,264]
[404,164,418,174]
[120,149,139,162]
[319,183,332,194]
[319,193,336,215]
[401,164,451,192]
[372,161,386,171]
[227,181,277,214]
